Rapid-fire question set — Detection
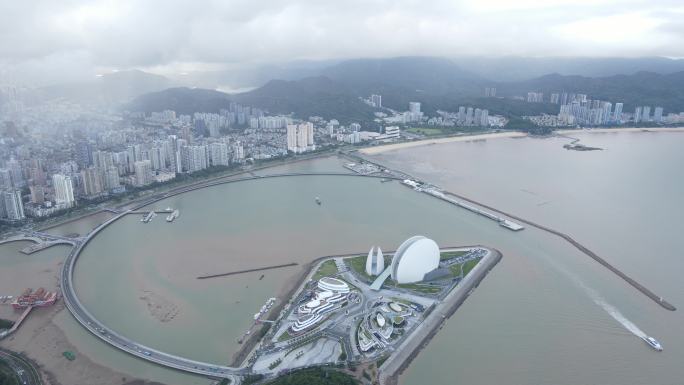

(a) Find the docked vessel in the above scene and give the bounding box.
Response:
[642,336,663,351]
[11,288,58,309]
[141,211,156,223]
[166,209,180,222]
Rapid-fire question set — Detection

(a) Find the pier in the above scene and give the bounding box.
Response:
[0,306,32,339]
[197,263,299,279]
[417,186,524,231]
[20,240,65,254]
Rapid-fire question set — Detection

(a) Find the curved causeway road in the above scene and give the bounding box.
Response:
[59,172,403,382]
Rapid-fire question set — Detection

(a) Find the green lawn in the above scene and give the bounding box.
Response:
[447,257,482,279]
[278,331,293,342]
[449,263,463,277]
[346,256,371,281]
[313,260,338,280]
[264,368,358,385]
[440,250,467,261]
[396,283,442,294]
[0,360,19,385]
[462,258,481,276]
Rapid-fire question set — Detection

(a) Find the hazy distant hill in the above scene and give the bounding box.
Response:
[455,56,684,82]
[128,57,684,121]
[37,70,173,105]
[125,87,231,115]
[321,57,484,94]
[233,76,375,122]
[167,56,684,91]
[127,77,376,123]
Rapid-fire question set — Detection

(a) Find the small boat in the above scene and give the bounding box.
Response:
[315,197,321,205]
[166,209,180,222]
[642,336,663,351]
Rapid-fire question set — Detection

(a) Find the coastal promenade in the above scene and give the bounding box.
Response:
[378,248,503,385]
[58,172,403,382]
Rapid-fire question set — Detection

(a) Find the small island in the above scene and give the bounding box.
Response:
[563,143,603,151]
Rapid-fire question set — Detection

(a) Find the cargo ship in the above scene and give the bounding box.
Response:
[11,288,58,309]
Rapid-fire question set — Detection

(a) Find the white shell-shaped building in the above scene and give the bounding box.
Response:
[366,246,385,276]
[390,236,440,283]
[317,277,350,293]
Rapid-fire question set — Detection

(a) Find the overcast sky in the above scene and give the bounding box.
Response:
[1,0,683,85]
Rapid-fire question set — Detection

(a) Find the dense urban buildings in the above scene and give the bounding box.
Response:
[523,90,674,127]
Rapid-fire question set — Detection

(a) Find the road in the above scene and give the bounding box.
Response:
[0,347,42,385]
[58,172,404,383]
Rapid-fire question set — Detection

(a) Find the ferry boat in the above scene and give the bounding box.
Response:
[642,336,663,351]
[166,209,180,222]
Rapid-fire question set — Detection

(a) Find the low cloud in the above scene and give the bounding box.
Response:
[1,0,683,85]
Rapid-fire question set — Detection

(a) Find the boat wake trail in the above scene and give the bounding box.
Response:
[582,283,647,339]
[552,260,647,339]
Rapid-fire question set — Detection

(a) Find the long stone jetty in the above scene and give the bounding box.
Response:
[441,190,676,311]
[197,263,299,279]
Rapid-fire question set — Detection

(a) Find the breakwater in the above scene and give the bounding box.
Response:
[352,152,676,312]
[441,190,676,311]
[197,263,299,279]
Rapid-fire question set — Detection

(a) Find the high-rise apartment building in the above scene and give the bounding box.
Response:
[52,174,75,208]
[1,189,25,220]
[287,123,315,154]
[134,160,153,187]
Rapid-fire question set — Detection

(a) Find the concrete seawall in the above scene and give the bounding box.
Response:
[378,248,503,385]
[197,263,298,280]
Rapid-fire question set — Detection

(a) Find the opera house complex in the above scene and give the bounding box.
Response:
[249,235,501,382]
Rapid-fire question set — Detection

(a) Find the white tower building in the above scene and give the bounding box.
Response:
[365,246,385,276]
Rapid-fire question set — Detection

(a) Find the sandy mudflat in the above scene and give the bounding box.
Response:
[359,131,528,154]
[139,290,180,323]
[0,305,144,385]
[359,126,684,155]
[0,241,170,385]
